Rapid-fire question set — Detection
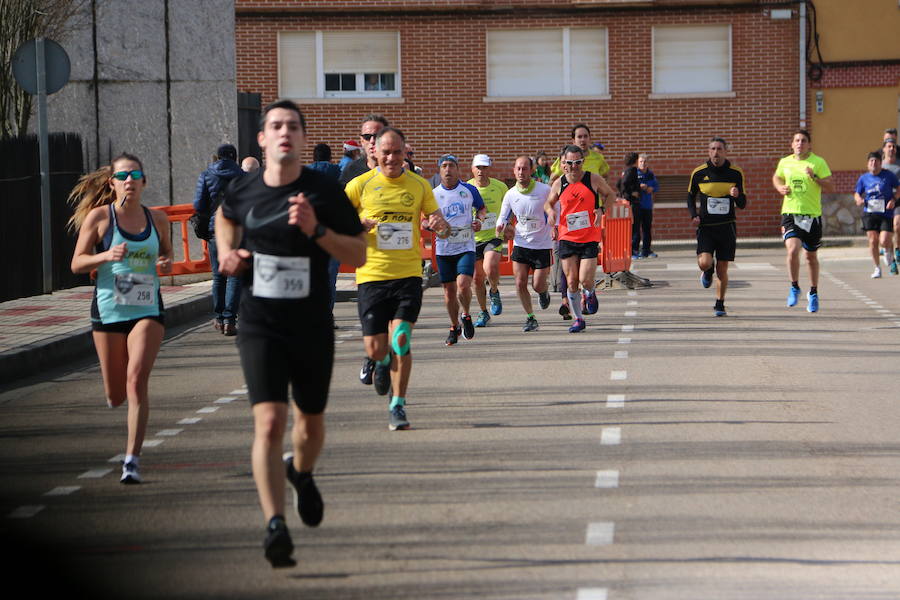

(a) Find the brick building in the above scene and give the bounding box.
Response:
[235,0,810,240]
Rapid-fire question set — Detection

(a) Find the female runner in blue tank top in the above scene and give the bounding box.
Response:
[70,153,173,484]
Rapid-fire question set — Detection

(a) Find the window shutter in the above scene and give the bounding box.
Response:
[279,32,317,98]
[653,25,730,94]
[323,32,398,73]
[570,29,608,96]
[488,30,563,97]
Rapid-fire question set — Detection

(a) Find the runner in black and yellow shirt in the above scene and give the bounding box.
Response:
[687,137,747,317]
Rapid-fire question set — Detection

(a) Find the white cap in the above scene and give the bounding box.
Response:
[472,154,492,167]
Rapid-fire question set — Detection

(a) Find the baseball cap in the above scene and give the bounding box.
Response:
[437,154,458,167]
[592,141,605,151]
[472,154,491,167]
[343,139,361,152]
[216,144,237,161]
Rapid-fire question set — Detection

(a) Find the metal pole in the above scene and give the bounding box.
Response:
[799,2,807,128]
[36,37,53,294]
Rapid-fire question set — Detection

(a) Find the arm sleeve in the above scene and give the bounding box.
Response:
[465,183,485,210]
[319,181,366,236]
[497,192,512,226]
[687,172,699,219]
[734,170,747,210]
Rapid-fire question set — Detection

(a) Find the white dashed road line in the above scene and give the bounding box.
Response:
[600,428,621,445]
[586,521,615,545]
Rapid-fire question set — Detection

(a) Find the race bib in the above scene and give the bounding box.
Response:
[519,216,541,233]
[867,198,886,213]
[253,253,309,299]
[114,273,154,306]
[482,212,497,230]
[447,226,473,244]
[793,215,814,232]
[566,210,591,231]
[707,197,731,215]
[376,222,413,250]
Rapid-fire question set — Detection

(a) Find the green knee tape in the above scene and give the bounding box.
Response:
[392,321,412,356]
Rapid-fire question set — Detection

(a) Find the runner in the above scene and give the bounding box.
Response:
[216,100,367,568]
[432,154,486,345]
[467,154,508,327]
[854,150,899,277]
[545,145,616,333]
[549,123,611,182]
[881,137,900,264]
[772,129,834,313]
[69,153,173,485]
[496,155,554,331]
[345,127,450,431]
[687,137,747,317]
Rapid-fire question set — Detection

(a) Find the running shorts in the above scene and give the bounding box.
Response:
[357,276,423,336]
[475,238,503,261]
[435,251,476,284]
[558,240,599,260]
[511,246,552,270]
[781,214,822,252]
[861,213,894,232]
[696,222,737,262]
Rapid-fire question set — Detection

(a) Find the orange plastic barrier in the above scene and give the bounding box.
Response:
[599,200,633,273]
[154,204,211,276]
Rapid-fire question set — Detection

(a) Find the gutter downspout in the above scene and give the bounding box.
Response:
[799,1,807,128]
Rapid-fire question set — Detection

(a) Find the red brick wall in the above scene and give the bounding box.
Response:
[236,3,802,239]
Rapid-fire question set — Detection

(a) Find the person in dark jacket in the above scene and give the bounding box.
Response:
[306,143,341,180]
[617,152,642,259]
[193,143,244,335]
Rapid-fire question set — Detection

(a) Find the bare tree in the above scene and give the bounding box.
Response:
[0,0,87,137]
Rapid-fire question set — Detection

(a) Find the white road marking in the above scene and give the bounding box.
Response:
[734,263,776,270]
[621,325,634,332]
[143,439,165,447]
[44,486,80,496]
[8,505,44,519]
[666,263,698,270]
[156,429,183,437]
[576,589,608,600]
[627,291,637,296]
[601,428,621,445]
[614,351,628,359]
[108,454,125,463]
[215,397,237,404]
[624,311,637,317]
[595,470,619,488]
[606,394,625,408]
[618,337,631,344]
[178,417,202,425]
[229,389,246,395]
[610,371,627,380]
[78,468,113,479]
[586,521,615,545]
[627,300,637,306]
[197,406,219,414]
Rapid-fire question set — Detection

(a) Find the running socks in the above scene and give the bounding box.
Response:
[567,291,584,320]
[376,355,391,367]
[390,396,406,409]
[124,454,139,467]
[810,286,817,295]
[791,282,800,290]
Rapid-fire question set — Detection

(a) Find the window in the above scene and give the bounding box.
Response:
[487,28,608,98]
[279,31,400,99]
[652,25,731,95]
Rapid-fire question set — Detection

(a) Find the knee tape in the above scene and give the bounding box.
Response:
[391,321,412,356]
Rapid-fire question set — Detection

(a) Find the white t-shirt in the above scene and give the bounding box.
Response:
[433,181,484,256]
[497,181,553,250]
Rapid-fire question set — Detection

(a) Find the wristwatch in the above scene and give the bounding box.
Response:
[310,223,327,241]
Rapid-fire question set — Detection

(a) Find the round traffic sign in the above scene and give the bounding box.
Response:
[12,38,71,95]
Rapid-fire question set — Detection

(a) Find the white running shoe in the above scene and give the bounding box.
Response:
[871,266,882,279]
[120,461,141,484]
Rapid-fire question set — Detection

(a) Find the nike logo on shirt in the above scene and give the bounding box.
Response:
[245,205,289,230]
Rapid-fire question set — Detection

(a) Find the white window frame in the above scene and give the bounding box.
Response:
[484,27,610,101]
[650,24,735,99]
[277,31,402,101]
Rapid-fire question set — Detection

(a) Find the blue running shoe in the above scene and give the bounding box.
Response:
[714,300,726,317]
[568,318,586,333]
[489,290,502,315]
[584,290,599,315]
[475,310,490,327]
[787,286,800,307]
[807,292,819,313]
[389,405,410,431]
[700,268,713,289]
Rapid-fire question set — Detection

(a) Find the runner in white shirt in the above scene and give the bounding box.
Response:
[496,155,553,332]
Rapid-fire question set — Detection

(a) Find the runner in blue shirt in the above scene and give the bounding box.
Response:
[854,150,900,277]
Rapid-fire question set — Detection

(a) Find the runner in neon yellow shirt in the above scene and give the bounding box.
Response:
[467,153,508,326]
[772,129,834,313]
[550,123,610,181]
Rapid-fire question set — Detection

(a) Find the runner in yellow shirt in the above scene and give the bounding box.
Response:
[467,153,508,326]
[549,123,610,182]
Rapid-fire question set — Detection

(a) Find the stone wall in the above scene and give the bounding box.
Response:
[822,193,861,236]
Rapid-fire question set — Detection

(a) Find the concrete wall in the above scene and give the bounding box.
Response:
[45,0,237,208]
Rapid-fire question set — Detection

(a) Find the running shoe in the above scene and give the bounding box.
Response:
[787,286,800,307]
[807,292,819,313]
[643,251,658,259]
[263,517,296,568]
[895,248,900,263]
[700,268,714,289]
[475,310,491,327]
[539,291,551,310]
[120,461,141,484]
[872,266,882,279]
[714,300,727,317]
[523,316,539,332]
[891,261,899,275]
[389,405,410,431]
[284,454,323,527]
[461,314,475,340]
[583,290,599,315]
[568,317,586,333]
[559,303,572,320]
[489,290,503,315]
[445,326,460,346]
[373,360,391,396]
[223,320,237,336]
[213,319,224,333]
[631,254,641,261]
[359,357,374,385]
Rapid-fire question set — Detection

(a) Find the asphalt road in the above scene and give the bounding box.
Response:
[2,246,899,600]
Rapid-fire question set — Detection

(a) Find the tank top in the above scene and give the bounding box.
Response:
[93,204,163,324]
[558,172,601,243]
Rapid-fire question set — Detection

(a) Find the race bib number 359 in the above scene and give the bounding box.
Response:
[253,253,310,299]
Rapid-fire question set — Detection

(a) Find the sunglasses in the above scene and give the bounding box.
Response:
[112,170,144,181]
[360,133,376,141]
[564,160,584,167]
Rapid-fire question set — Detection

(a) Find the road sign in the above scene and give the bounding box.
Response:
[11,38,70,95]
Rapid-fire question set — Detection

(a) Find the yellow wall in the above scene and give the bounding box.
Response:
[814,0,900,61]
[811,85,900,171]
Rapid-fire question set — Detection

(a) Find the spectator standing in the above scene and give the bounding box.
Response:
[617,152,642,259]
[242,156,260,173]
[306,143,341,180]
[339,139,361,173]
[635,153,659,258]
[534,151,552,183]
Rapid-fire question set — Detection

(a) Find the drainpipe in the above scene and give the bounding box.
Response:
[799,1,807,128]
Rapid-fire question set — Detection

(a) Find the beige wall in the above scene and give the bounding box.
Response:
[810,85,900,171]
[814,0,900,61]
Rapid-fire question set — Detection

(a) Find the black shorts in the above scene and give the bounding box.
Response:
[511,246,552,270]
[237,327,334,414]
[475,238,503,260]
[696,222,737,262]
[558,240,599,260]
[357,276,423,336]
[781,214,823,251]
[862,213,894,232]
[90,294,165,333]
